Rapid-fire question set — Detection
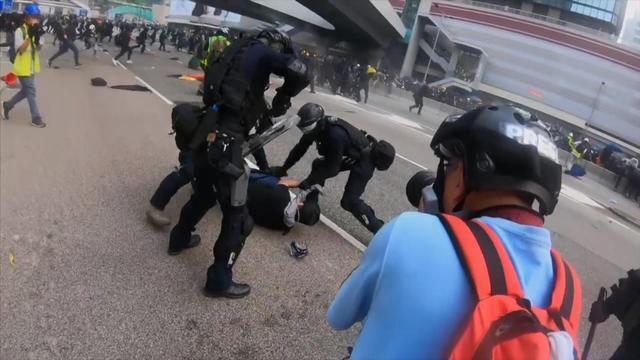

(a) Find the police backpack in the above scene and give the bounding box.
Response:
[171,103,205,151]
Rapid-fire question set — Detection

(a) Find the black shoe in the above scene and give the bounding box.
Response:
[203,282,251,299]
[1,102,9,120]
[167,234,201,256]
[31,117,46,128]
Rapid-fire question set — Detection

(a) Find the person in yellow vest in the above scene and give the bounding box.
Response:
[1,4,45,128]
[201,29,230,69]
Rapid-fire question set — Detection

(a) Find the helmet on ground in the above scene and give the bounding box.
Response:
[430,105,562,215]
[371,140,396,171]
[24,4,41,16]
[257,29,292,54]
[297,103,324,134]
[298,190,321,226]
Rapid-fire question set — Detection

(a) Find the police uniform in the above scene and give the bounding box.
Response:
[169,36,309,295]
[281,117,385,233]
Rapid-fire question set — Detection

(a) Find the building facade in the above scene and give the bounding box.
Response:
[400,0,640,150]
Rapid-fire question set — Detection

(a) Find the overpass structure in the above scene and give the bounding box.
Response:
[194,0,405,50]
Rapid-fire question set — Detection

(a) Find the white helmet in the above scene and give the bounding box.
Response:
[89,24,95,31]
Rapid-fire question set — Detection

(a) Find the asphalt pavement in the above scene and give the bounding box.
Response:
[0,42,360,359]
[1,39,639,359]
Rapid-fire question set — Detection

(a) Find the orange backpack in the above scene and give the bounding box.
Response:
[437,214,582,360]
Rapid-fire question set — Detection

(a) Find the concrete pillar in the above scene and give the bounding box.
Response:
[447,47,460,77]
[521,1,533,13]
[547,7,561,19]
[400,16,423,78]
[472,53,488,88]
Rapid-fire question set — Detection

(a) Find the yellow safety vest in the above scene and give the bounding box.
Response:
[13,24,41,76]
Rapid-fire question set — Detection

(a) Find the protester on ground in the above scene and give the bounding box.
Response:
[269,103,396,234]
[48,15,81,68]
[327,106,582,359]
[247,170,321,232]
[1,5,46,128]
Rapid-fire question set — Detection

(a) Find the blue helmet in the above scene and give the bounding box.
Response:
[24,4,41,16]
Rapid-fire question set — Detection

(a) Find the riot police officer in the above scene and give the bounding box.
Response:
[270,103,396,234]
[169,29,309,299]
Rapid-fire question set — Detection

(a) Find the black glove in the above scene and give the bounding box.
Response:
[265,166,287,177]
[271,91,291,117]
[606,269,640,322]
[298,179,311,190]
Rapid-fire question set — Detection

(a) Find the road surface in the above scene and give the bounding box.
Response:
[1,40,638,358]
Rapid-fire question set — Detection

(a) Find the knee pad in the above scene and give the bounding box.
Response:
[241,209,254,237]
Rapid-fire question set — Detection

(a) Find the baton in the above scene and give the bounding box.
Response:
[243,114,300,157]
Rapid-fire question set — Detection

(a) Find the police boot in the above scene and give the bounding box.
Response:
[204,263,251,299]
[146,206,171,227]
[168,227,201,256]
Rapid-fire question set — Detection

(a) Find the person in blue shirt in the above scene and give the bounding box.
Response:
[327,105,582,359]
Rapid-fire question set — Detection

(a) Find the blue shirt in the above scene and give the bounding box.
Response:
[327,212,555,360]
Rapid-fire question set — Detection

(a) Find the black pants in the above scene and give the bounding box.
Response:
[136,42,146,54]
[252,147,269,171]
[114,45,135,60]
[312,156,383,233]
[356,83,369,103]
[49,39,80,66]
[410,94,423,114]
[159,41,166,51]
[170,147,253,291]
[150,152,194,210]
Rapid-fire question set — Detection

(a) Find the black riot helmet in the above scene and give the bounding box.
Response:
[257,29,292,54]
[297,103,324,134]
[430,105,562,215]
[371,140,396,171]
[256,29,293,54]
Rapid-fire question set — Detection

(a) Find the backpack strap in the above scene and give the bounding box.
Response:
[438,214,524,300]
[548,249,582,329]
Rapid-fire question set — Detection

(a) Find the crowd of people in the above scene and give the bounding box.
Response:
[1,5,638,359]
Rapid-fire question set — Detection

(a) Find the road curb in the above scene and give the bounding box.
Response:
[606,206,640,229]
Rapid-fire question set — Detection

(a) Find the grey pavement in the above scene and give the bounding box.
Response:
[1,43,360,359]
[0,39,638,359]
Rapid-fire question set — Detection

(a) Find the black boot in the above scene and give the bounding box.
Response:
[168,230,201,255]
[203,281,251,299]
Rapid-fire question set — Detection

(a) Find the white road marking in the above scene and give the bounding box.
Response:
[396,154,429,170]
[134,76,175,106]
[320,215,366,251]
[560,185,604,209]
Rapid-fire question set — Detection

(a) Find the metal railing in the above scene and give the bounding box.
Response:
[436,0,618,42]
